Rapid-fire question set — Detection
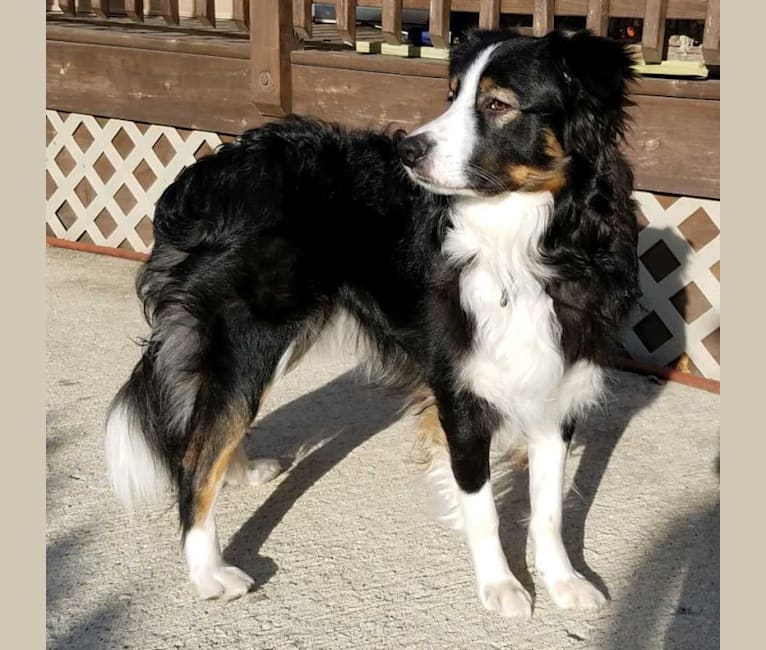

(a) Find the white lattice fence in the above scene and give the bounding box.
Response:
[625,193,720,380]
[46,111,721,379]
[46,110,223,253]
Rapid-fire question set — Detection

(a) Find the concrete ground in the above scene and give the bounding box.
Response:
[46,247,719,649]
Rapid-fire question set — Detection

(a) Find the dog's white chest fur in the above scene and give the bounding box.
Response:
[443,192,602,432]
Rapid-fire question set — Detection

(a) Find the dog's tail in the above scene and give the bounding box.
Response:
[105,239,205,509]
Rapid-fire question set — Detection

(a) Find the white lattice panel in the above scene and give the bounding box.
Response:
[624,192,720,379]
[46,110,223,253]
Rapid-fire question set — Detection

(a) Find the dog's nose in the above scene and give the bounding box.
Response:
[398,135,432,168]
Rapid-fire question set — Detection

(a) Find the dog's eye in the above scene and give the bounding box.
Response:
[487,98,513,112]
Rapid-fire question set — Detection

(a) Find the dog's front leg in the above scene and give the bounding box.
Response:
[434,389,533,620]
[527,432,607,611]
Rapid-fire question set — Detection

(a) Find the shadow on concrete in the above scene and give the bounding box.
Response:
[223,371,404,588]
[494,373,666,600]
[603,496,719,649]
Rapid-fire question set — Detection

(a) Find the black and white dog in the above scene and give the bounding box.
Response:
[106,29,640,619]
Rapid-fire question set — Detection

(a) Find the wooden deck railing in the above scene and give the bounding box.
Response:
[48,0,720,117]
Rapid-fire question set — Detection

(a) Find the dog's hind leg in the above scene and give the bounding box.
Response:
[180,328,299,601]
[181,402,256,600]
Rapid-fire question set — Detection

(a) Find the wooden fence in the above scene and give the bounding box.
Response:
[49,0,720,115]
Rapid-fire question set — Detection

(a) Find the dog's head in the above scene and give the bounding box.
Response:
[398,29,635,196]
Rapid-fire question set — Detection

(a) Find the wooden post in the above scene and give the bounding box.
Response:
[702,0,719,65]
[160,1,180,26]
[641,0,668,64]
[586,0,610,37]
[336,0,356,46]
[293,0,312,39]
[382,0,403,45]
[251,0,297,116]
[429,0,451,49]
[532,0,554,37]
[233,1,250,31]
[125,1,145,23]
[58,0,76,15]
[479,0,501,30]
[195,0,216,28]
[91,1,110,18]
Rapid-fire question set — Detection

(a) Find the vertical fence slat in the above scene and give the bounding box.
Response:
[702,0,719,65]
[161,0,180,26]
[532,0,554,37]
[252,0,297,116]
[125,1,145,23]
[586,0,609,36]
[641,0,668,63]
[293,0,312,38]
[336,0,356,45]
[429,0,450,49]
[382,0,403,44]
[91,1,110,18]
[234,1,251,31]
[58,0,76,15]
[478,0,501,30]
[195,0,216,27]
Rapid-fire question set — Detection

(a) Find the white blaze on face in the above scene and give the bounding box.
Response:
[408,43,501,193]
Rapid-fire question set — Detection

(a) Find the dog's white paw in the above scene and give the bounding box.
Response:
[244,458,282,486]
[190,564,254,601]
[546,573,607,611]
[479,580,533,620]
[226,458,282,487]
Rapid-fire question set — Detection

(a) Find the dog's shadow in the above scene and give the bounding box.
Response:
[223,363,665,605]
[223,370,403,588]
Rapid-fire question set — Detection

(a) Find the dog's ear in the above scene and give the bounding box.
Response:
[548,30,636,110]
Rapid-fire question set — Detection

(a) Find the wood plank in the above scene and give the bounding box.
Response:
[312,0,707,19]
[702,0,719,65]
[641,0,668,63]
[336,0,357,45]
[233,1,250,31]
[125,1,145,23]
[382,0,403,45]
[585,0,610,36]
[251,0,297,115]
[428,0,451,49]
[293,0,312,39]
[58,0,76,15]
[532,0,554,36]
[47,40,271,134]
[47,22,250,59]
[160,0,180,26]
[292,64,448,130]
[194,0,216,28]
[46,40,267,133]
[479,0,501,30]
[625,94,719,198]
[91,1,110,18]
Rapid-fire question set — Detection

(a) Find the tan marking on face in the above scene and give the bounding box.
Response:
[479,77,497,94]
[449,77,458,93]
[506,129,569,194]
